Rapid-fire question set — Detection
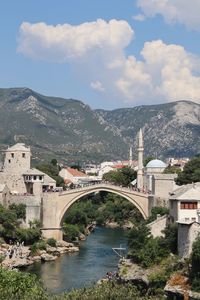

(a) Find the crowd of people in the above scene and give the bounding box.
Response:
[5,241,25,260]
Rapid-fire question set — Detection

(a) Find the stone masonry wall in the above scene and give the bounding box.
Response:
[9,195,41,227]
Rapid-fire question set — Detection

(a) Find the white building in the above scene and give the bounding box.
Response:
[169,182,200,258]
[59,167,101,186]
[144,159,167,191]
[169,182,200,223]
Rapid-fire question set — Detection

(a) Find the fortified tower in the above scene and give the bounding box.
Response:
[3,143,31,173]
[137,128,144,189]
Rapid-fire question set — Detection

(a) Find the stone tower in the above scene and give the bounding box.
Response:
[137,128,144,189]
[4,143,31,174]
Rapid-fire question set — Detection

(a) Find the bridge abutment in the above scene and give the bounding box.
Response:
[41,228,63,240]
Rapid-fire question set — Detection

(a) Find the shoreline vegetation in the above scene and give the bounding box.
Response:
[1,215,200,299]
[0,183,200,298]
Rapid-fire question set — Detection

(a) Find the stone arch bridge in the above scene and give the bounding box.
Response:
[41,183,153,240]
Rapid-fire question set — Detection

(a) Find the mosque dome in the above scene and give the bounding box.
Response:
[146,159,167,168]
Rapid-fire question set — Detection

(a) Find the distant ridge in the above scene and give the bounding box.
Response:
[0,87,199,163]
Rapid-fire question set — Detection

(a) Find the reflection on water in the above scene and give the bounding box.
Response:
[25,227,127,294]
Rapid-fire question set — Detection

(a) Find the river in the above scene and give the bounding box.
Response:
[25,226,127,294]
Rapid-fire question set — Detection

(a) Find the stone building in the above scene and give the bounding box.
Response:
[0,184,10,206]
[177,221,200,258]
[169,182,200,223]
[0,143,56,226]
[59,167,88,185]
[169,183,200,258]
[144,159,167,191]
[136,129,177,202]
[0,143,56,196]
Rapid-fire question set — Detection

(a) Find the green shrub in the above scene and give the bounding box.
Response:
[62,223,80,242]
[47,238,57,247]
[9,203,26,220]
[190,236,200,291]
[0,267,47,300]
[37,240,47,251]
[29,243,39,256]
[16,228,41,245]
[146,206,169,224]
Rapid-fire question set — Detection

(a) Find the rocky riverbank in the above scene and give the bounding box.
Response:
[0,240,79,269]
[105,220,134,229]
[118,259,150,288]
[118,258,200,299]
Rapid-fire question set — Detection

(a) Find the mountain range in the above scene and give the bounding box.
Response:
[0,87,199,164]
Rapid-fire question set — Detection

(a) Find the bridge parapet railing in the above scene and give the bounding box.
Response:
[58,181,151,196]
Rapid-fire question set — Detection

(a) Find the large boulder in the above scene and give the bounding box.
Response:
[56,240,74,248]
[118,259,150,288]
[41,253,56,261]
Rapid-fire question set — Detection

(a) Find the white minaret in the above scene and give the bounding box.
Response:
[129,146,133,167]
[137,128,144,189]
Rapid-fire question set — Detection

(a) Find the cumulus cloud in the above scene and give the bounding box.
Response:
[90,81,105,92]
[137,0,200,31]
[116,40,200,104]
[17,19,200,106]
[17,19,134,62]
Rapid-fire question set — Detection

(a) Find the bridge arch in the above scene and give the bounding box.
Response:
[42,183,150,240]
[59,186,148,227]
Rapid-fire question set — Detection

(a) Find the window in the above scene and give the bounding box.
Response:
[11,153,14,158]
[8,159,11,163]
[39,176,42,180]
[22,153,25,158]
[180,202,197,209]
[33,176,37,180]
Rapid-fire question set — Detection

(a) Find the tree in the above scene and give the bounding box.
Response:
[163,165,181,174]
[190,236,200,292]
[0,267,47,299]
[9,203,26,220]
[144,156,155,167]
[63,224,80,241]
[161,223,178,254]
[36,161,65,187]
[103,167,136,187]
[146,207,169,224]
[16,228,41,245]
[51,158,58,166]
[176,156,200,185]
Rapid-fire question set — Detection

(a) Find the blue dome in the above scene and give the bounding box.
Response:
[146,159,167,168]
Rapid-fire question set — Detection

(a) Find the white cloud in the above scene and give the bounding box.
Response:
[116,40,200,103]
[17,19,200,106]
[132,14,146,22]
[17,19,134,62]
[137,0,200,31]
[90,81,105,92]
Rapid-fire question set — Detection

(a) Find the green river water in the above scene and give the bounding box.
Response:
[26,227,127,294]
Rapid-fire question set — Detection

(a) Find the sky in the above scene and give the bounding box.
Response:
[1,0,200,109]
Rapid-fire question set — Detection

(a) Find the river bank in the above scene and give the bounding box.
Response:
[25,226,127,293]
[0,240,79,269]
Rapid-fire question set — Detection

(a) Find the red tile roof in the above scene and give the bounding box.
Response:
[67,168,86,177]
[112,164,125,169]
[64,179,72,184]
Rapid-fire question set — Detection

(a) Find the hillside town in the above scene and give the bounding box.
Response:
[0,128,199,262]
